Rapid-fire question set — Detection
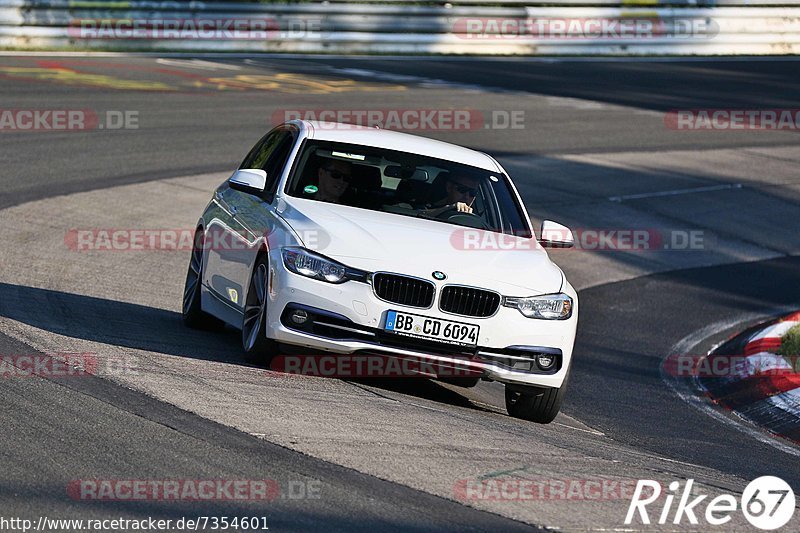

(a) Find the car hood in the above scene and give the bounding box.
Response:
[277,197,563,295]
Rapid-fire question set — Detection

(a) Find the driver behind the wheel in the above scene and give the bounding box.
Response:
[421,175,479,217]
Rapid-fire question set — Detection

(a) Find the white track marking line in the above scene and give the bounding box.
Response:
[156,58,241,71]
[662,313,800,458]
[551,420,605,436]
[609,183,743,202]
[320,65,493,93]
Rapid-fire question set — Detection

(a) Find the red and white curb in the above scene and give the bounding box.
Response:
[696,311,800,443]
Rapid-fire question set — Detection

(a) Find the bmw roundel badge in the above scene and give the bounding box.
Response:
[432,271,447,281]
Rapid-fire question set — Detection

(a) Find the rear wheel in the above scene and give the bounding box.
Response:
[182,229,222,330]
[242,255,278,365]
[505,373,569,424]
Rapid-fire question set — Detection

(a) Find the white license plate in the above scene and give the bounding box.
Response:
[384,310,479,347]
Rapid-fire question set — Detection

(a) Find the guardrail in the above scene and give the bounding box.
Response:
[5,1,800,6]
[1,0,798,55]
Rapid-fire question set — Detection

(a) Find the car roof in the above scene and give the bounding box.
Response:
[294,120,500,172]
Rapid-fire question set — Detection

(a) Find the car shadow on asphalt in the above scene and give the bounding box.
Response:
[0,281,244,364]
[0,282,483,410]
[343,377,478,409]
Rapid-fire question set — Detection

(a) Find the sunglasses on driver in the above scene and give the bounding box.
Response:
[323,167,352,182]
[452,183,478,197]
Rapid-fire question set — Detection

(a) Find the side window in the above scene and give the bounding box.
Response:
[240,130,283,170]
[240,128,296,197]
[262,132,295,194]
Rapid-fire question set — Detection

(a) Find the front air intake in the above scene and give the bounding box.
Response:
[372,273,435,308]
[439,285,500,318]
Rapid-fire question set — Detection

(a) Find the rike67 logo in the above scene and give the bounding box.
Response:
[625,477,795,530]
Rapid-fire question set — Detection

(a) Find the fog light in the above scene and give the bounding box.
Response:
[291,309,309,324]
[535,353,556,370]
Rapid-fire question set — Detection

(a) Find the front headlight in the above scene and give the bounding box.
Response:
[281,247,364,284]
[503,293,573,320]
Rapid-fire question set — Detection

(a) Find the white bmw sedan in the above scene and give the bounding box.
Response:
[183,120,578,423]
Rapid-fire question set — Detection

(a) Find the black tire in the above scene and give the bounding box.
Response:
[182,228,223,330]
[505,372,569,424]
[242,254,278,365]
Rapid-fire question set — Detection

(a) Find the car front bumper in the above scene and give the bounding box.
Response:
[264,249,578,389]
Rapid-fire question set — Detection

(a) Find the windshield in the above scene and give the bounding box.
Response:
[285,140,532,237]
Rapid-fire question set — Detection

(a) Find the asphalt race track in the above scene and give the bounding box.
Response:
[1,54,799,531]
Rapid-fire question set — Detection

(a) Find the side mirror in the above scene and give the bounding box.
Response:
[229,169,267,195]
[539,220,574,248]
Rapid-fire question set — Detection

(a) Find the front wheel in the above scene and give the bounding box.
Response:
[505,373,569,424]
[242,255,278,365]
[182,229,223,330]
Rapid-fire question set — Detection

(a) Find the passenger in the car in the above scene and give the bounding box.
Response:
[316,159,353,204]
